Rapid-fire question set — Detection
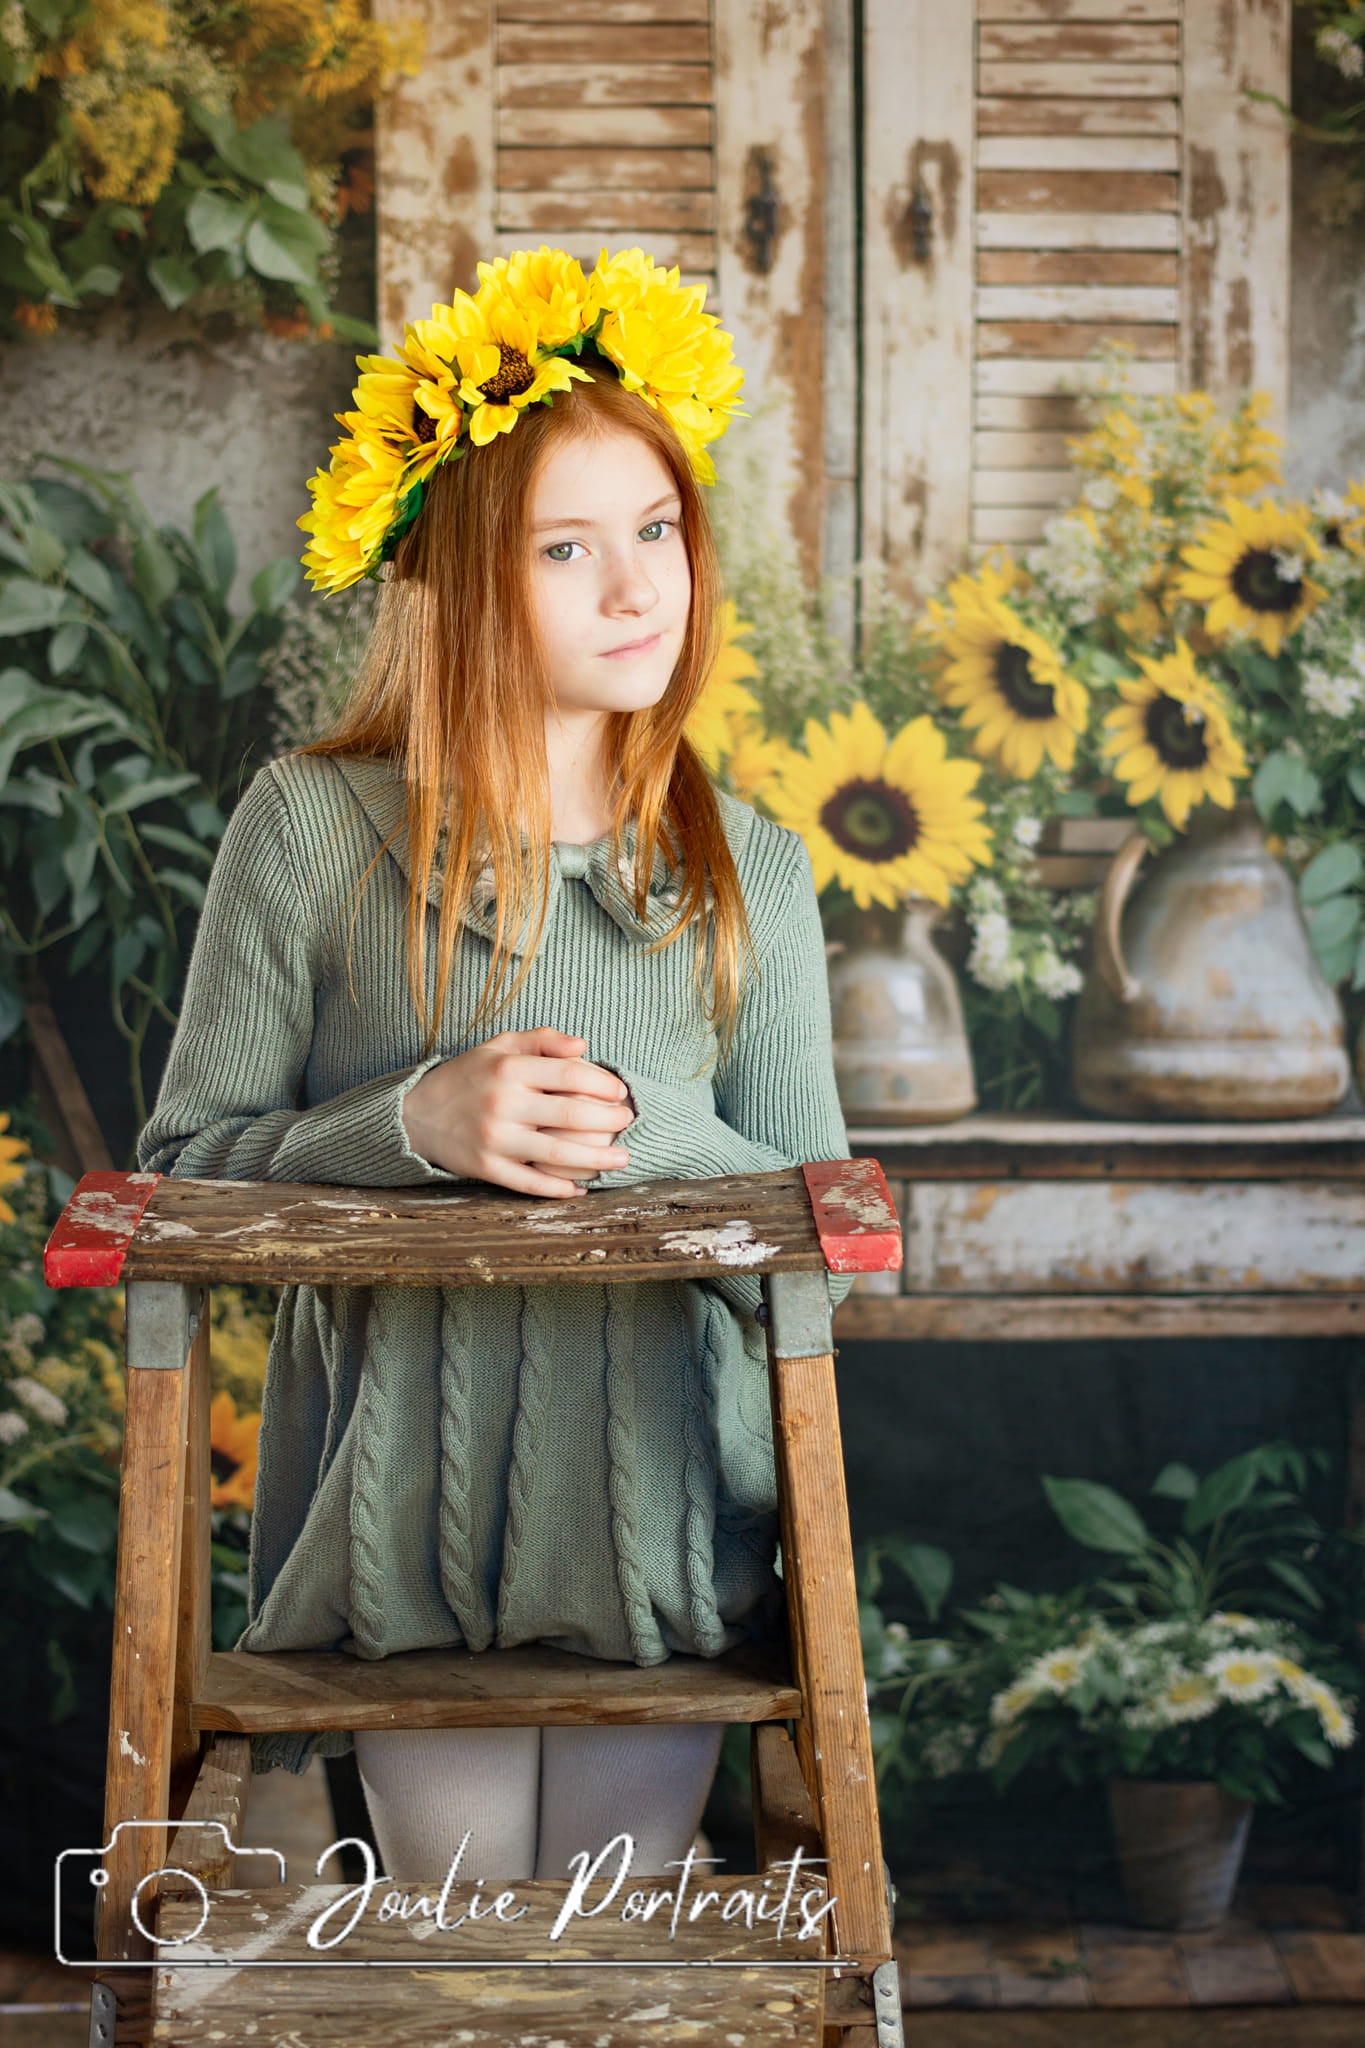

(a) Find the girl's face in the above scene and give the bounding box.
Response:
[528,422,692,724]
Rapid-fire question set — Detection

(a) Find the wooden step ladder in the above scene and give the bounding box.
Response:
[44,1158,905,2048]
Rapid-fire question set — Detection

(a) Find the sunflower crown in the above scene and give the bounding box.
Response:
[298,245,746,595]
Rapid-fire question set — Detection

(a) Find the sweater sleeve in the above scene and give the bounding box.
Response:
[586,833,856,1317]
[136,762,471,1188]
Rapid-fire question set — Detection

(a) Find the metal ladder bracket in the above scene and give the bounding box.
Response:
[761,1267,833,1357]
[124,1280,204,1370]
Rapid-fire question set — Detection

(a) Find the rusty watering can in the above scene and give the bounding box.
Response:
[1070,802,1350,1120]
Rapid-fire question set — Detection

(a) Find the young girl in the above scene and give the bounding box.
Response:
[137,245,856,1888]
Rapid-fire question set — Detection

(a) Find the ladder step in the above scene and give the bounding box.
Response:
[193,1637,800,1733]
[151,1878,832,2044]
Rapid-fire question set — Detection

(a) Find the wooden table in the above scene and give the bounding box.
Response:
[836,1112,1365,1346]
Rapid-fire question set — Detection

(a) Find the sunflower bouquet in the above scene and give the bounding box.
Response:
[969,352,1365,995]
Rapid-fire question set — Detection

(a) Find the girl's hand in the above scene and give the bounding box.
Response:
[400,1028,636,1199]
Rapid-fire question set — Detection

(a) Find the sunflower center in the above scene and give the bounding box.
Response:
[480,347,536,403]
[1231,546,1301,614]
[412,403,437,444]
[821,779,921,861]
[1146,693,1210,770]
[993,641,1056,720]
[210,1447,240,1482]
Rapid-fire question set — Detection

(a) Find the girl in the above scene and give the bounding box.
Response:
[137,246,855,1888]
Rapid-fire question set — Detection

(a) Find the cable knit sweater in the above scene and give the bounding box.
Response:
[136,750,855,1773]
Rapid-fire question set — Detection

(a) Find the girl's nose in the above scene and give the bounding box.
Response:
[606,552,660,614]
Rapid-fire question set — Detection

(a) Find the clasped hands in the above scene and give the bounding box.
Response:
[401,1027,636,1199]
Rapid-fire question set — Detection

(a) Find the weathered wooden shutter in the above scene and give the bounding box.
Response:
[861,0,1291,593]
[371,0,845,585]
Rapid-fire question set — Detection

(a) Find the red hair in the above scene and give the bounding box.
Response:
[292,365,755,1066]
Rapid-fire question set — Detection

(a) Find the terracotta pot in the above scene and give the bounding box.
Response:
[1108,1778,1252,1931]
[1071,802,1350,1119]
[827,899,977,1125]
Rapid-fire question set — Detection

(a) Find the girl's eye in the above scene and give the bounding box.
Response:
[543,540,586,563]
[640,519,676,542]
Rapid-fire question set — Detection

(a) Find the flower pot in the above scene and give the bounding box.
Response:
[827,900,977,1124]
[1108,1778,1252,1931]
[1071,802,1350,1119]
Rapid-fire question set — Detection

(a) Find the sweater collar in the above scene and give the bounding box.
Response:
[330,752,703,953]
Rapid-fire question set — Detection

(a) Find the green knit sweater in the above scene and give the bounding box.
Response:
[136,751,855,1773]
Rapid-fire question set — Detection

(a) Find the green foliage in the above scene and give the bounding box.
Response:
[858,1442,1365,1819]
[0,457,299,1130]
[0,1095,258,1730]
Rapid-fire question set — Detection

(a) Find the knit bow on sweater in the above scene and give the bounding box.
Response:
[330,753,689,954]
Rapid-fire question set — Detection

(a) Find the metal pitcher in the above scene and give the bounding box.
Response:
[1071,802,1350,1119]
[828,899,977,1124]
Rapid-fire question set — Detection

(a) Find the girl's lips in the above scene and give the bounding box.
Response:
[600,632,662,659]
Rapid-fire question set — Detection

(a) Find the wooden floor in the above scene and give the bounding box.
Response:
[8,1763,1363,2044]
[897,1881,1365,2012]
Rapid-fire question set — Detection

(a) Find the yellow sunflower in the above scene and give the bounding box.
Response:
[761,700,993,909]
[932,592,1089,781]
[432,283,596,448]
[299,432,412,596]
[1314,479,1365,558]
[209,1390,260,1512]
[1102,639,1248,830]
[684,602,761,770]
[588,247,744,483]
[723,720,796,807]
[1176,497,1325,657]
[0,1112,30,1226]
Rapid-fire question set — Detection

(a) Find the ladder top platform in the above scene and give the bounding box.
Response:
[43,1158,901,1289]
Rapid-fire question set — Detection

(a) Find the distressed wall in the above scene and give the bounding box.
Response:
[0,136,1361,610]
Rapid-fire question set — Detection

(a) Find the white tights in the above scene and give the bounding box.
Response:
[351,1722,728,1882]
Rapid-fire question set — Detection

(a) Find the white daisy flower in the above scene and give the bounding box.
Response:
[9,1376,66,1427]
[989,1680,1041,1727]
[1204,1647,1279,1703]
[1020,1644,1090,1696]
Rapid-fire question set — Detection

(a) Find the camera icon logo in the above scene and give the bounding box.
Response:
[55,1823,286,1964]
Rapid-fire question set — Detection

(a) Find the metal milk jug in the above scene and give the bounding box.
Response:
[1071,803,1350,1119]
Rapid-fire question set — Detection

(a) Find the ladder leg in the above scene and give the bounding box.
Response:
[763,1268,892,1969]
[95,1281,203,1980]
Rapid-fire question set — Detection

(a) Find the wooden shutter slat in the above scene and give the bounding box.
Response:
[498,22,709,62]
[490,230,716,272]
[974,429,1075,466]
[977,134,1177,172]
[976,355,1177,394]
[979,62,1179,96]
[496,189,714,231]
[499,0,709,18]
[973,507,1054,543]
[978,22,1178,61]
[498,146,714,190]
[978,249,1178,285]
[979,0,1180,18]
[973,467,1076,505]
[498,105,712,146]
[977,319,1177,357]
[976,210,1180,249]
[977,94,1178,135]
[976,283,1179,321]
[977,170,1178,212]
[497,62,711,105]
[976,392,1091,429]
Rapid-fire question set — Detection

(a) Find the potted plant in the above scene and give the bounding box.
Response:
[860,1443,1364,1930]
[980,1609,1353,1929]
